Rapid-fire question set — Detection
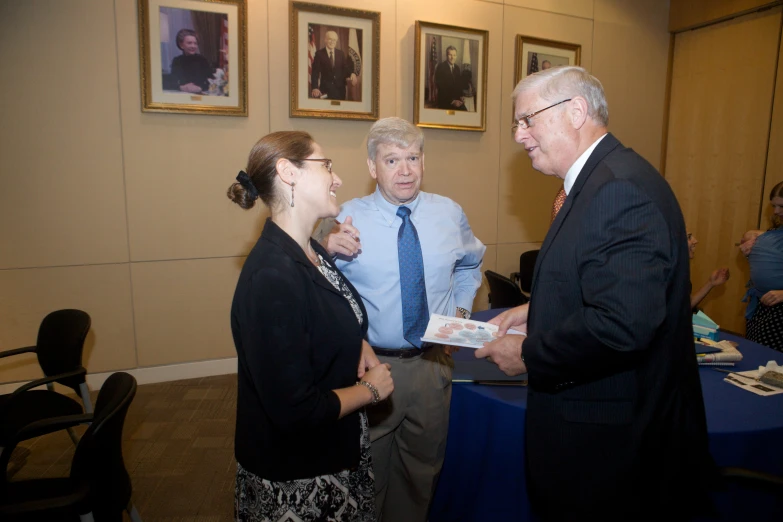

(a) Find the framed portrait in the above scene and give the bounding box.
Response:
[290,2,380,121]
[515,35,581,84]
[414,21,488,132]
[138,0,247,116]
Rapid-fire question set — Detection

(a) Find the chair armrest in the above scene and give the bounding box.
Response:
[15,413,93,441]
[721,466,783,493]
[0,413,93,481]
[0,346,36,359]
[7,367,87,400]
[510,272,521,285]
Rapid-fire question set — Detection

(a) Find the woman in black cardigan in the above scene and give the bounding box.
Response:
[227,131,393,521]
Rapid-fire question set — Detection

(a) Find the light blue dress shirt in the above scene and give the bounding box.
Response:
[335,187,486,348]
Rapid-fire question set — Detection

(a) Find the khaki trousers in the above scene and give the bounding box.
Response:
[368,346,453,522]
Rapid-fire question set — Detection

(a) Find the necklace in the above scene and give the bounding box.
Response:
[306,247,321,267]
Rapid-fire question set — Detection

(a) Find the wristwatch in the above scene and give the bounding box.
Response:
[456,307,471,319]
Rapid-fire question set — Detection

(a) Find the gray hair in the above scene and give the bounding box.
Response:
[366,117,424,160]
[512,66,609,126]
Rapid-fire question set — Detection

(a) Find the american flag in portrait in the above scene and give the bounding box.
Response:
[429,36,438,103]
[308,25,316,91]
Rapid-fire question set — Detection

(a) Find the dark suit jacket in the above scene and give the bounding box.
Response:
[434,60,467,110]
[524,133,715,521]
[231,219,369,481]
[310,47,354,100]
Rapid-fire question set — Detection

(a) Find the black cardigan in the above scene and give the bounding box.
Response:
[231,219,369,480]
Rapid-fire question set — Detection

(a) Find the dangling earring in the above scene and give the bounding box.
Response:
[290,182,295,207]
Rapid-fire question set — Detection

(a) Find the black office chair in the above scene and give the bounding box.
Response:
[511,249,539,295]
[485,270,528,309]
[0,309,93,457]
[0,372,142,522]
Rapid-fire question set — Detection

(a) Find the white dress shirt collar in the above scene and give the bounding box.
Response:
[563,133,607,195]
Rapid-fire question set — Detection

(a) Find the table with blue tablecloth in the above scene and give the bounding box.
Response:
[430,309,783,522]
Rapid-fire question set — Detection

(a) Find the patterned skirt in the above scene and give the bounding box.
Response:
[746,302,783,352]
[235,412,376,522]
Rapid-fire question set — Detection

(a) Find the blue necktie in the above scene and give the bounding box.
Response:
[397,206,429,348]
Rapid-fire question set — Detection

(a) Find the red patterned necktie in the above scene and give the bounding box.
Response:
[551,186,567,223]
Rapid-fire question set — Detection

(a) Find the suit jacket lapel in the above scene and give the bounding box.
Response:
[531,133,622,294]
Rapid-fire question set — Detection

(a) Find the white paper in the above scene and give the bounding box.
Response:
[421,314,525,349]
[723,370,783,396]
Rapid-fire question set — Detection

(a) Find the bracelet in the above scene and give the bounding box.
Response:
[456,307,471,319]
[357,380,380,405]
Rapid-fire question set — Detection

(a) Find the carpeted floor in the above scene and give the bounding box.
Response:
[7,373,238,522]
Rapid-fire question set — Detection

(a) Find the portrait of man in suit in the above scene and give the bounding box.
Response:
[310,29,357,100]
[434,46,467,111]
[476,66,716,521]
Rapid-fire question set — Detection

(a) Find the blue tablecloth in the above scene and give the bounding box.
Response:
[430,309,783,522]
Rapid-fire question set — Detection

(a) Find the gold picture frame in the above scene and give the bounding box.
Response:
[414,21,488,132]
[514,35,581,85]
[138,0,247,116]
[290,2,380,121]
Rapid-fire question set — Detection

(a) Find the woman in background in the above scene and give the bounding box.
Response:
[740,181,783,351]
[227,131,393,521]
[171,28,213,93]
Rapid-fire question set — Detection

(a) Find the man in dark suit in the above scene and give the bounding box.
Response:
[476,66,715,521]
[434,46,467,110]
[310,30,357,100]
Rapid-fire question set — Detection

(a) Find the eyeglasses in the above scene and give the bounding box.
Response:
[300,158,333,174]
[512,99,572,131]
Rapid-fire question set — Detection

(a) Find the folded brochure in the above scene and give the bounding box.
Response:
[421,314,526,349]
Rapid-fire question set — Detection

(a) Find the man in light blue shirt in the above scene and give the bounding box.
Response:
[319,117,485,521]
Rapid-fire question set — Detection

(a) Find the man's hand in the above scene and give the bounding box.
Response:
[451,100,464,108]
[487,304,529,336]
[760,290,783,307]
[320,216,361,257]
[350,73,358,86]
[475,335,527,376]
[357,340,381,379]
[709,268,730,287]
[311,88,323,98]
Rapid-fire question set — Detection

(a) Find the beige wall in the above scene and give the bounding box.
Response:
[0,0,670,384]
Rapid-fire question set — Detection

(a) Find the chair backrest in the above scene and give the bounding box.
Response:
[518,250,539,294]
[36,309,91,393]
[485,270,528,309]
[70,372,137,517]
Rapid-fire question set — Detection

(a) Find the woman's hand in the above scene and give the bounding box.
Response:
[709,268,730,287]
[362,363,394,401]
[357,340,380,379]
[760,290,783,307]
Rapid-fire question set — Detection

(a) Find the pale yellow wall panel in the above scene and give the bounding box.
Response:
[593,0,670,169]
[131,257,241,367]
[474,244,498,312]
[762,25,783,228]
[669,0,776,32]
[266,0,397,215]
[498,6,593,244]
[0,0,129,269]
[665,8,781,333]
[115,0,271,262]
[0,264,137,384]
[396,0,504,245]
[504,0,594,19]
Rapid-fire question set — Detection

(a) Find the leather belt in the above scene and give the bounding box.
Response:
[372,345,432,359]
